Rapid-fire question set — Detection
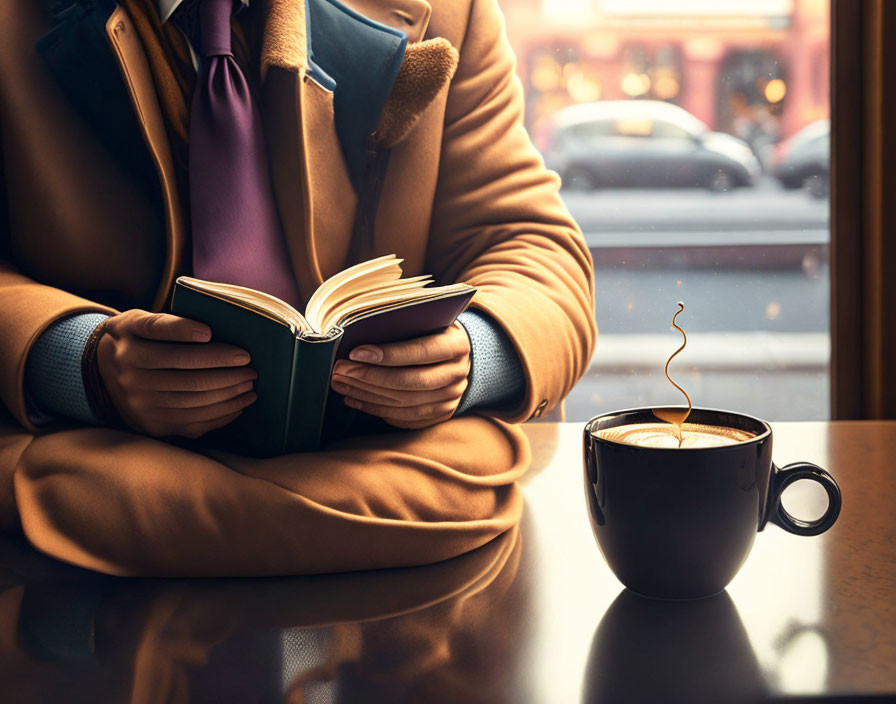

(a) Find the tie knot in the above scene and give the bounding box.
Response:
[198,0,235,57]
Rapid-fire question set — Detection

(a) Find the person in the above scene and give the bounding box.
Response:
[0,0,596,575]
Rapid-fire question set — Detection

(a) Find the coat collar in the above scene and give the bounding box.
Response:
[258,0,432,79]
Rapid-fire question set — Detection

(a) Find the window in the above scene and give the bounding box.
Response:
[650,120,691,140]
[501,0,830,421]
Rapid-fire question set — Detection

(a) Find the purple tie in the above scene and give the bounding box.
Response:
[189,0,302,306]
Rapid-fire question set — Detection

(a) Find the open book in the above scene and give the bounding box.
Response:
[170,255,475,456]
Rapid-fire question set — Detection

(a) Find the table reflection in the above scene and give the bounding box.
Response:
[3,422,895,702]
[583,589,765,704]
[0,521,528,704]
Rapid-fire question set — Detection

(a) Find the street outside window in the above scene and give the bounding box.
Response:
[500,0,830,421]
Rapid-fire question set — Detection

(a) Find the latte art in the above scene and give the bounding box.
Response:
[596,422,755,449]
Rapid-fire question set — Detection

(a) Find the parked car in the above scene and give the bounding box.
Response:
[773,119,830,198]
[538,100,760,192]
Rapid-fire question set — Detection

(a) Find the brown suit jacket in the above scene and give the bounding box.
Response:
[0,0,596,575]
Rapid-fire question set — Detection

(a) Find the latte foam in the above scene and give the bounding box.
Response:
[595,422,755,449]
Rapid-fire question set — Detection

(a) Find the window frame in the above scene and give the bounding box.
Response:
[831,0,871,419]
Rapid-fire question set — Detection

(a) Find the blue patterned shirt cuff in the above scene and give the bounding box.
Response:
[25,313,110,426]
[455,309,525,415]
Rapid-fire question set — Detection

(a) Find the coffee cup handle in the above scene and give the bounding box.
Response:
[767,462,842,536]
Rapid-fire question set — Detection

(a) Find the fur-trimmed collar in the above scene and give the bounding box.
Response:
[259,0,308,78]
[258,0,456,148]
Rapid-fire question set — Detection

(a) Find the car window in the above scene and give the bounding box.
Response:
[568,120,617,142]
[614,117,653,137]
[651,120,692,140]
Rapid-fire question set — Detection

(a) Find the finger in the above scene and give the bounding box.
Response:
[160,390,257,424]
[348,325,469,367]
[343,396,459,422]
[129,367,258,392]
[148,380,256,409]
[331,374,464,408]
[179,410,245,440]
[332,358,469,392]
[128,340,251,370]
[131,312,212,343]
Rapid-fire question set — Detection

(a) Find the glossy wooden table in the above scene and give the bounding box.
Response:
[1,422,894,703]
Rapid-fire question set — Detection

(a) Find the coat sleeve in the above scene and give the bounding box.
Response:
[0,139,116,431]
[0,45,124,432]
[425,0,597,423]
[0,262,117,432]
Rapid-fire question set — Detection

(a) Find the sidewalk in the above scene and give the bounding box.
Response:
[569,332,830,421]
[588,331,830,373]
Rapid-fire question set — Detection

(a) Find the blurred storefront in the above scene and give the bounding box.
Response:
[502,0,829,152]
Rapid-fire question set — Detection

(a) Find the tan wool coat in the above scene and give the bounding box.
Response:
[0,0,596,576]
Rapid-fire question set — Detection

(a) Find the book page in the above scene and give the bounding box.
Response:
[307,255,479,333]
[317,276,434,332]
[304,255,404,331]
[178,256,471,338]
[337,285,474,328]
[176,277,310,334]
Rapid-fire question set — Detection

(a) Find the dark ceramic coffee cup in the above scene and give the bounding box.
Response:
[583,407,842,600]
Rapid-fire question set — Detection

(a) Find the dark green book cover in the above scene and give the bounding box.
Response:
[170,284,340,457]
[169,279,475,457]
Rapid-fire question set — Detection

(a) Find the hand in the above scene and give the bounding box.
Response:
[96,310,258,439]
[330,323,471,429]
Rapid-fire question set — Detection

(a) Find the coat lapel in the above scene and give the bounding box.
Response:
[261,68,358,299]
[105,0,440,303]
[257,0,436,292]
[105,7,187,312]
[37,1,158,197]
[256,0,357,295]
[257,0,308,80]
